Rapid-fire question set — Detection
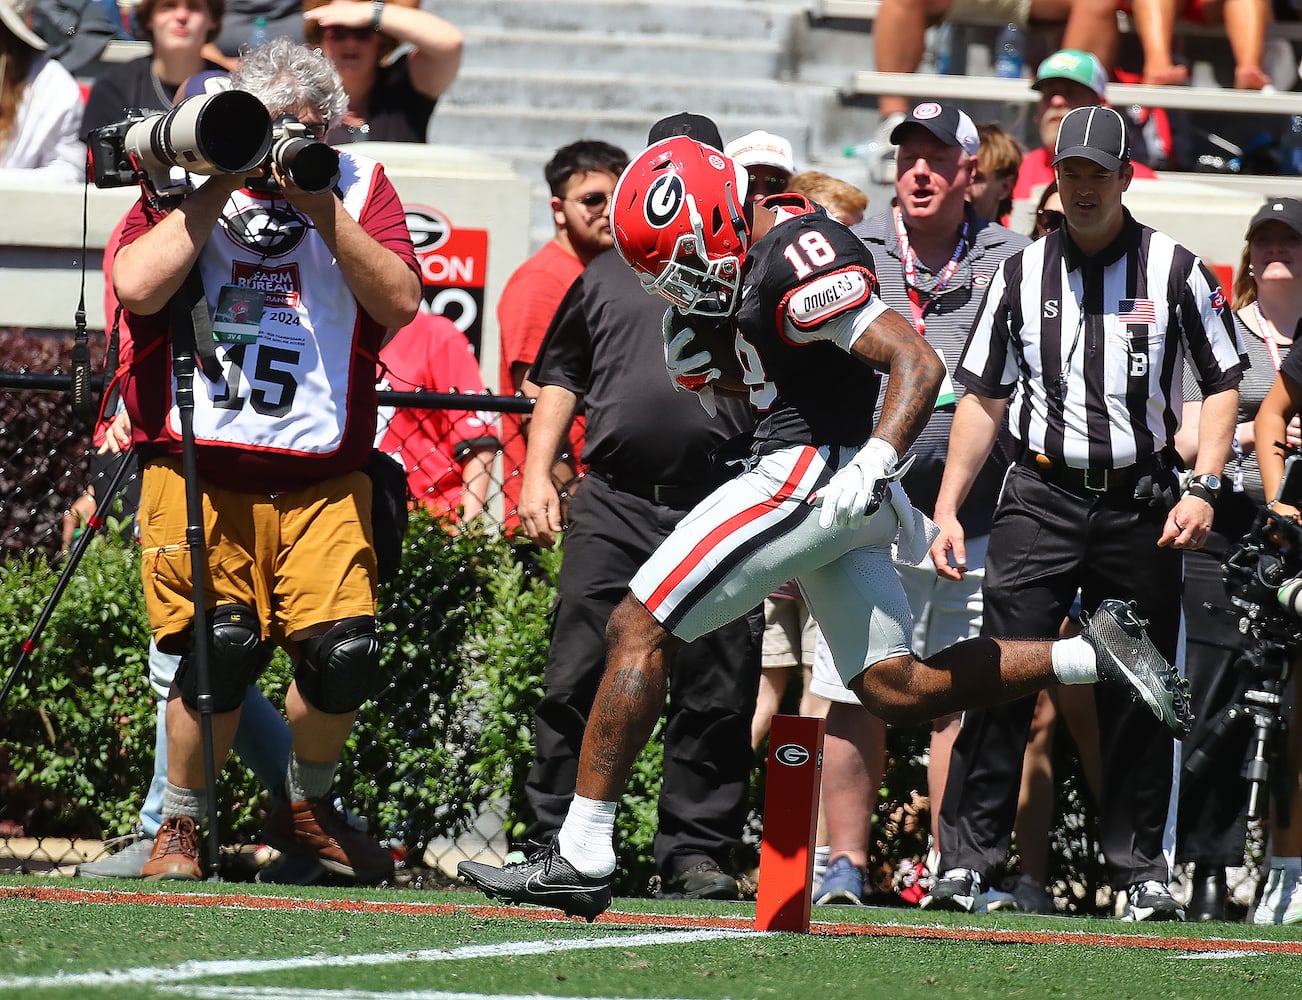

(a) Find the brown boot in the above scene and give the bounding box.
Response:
[140,816,202,880]
[262,798,393,884]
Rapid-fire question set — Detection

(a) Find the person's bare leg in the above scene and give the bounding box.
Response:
[752,665,791,752]
[574,596,681,801]
[284,680,355,764]
[1217,0,1271,89]
[853,638,1057,725]
[1127,0,1190,85]
[875,0,952,120]
[1014,689,1058,884]
[927,712,959,851]
[1048,0,1122,71]
[821,702,886,869]
[166,692,240,789]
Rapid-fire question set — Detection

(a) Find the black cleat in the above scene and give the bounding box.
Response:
[1082,598,1193,737]
[457,840,612,921]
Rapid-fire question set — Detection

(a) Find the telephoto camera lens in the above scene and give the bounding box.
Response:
[125,90,272,176]
[272,134,340,195]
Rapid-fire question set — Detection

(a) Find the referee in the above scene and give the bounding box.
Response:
[926,106,1245,921]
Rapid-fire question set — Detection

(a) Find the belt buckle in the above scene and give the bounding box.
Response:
[1083,467,1109,492]
[653,483,670,504]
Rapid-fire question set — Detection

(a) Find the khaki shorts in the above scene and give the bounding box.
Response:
[138,458,377,653]
[950,0,1032,25]
[762,595,818,669]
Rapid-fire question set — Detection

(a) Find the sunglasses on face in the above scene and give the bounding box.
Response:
[748,173,789,195]
[1037,208,1065,233]
[322,24,375,42]
[568,191,610,211]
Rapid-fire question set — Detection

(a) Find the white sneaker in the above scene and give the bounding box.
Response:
[1253,862,1302,925]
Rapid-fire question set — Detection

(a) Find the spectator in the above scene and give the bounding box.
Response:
[968,122,1022,225]
[458,122,1189,922]
[724,128,795,202]
[496,140,628,532]
[212,0,302,60]
[302,0,462,144]
[1011,49,1158,205]
[750,579,828,755]
[1123,0,1272,89]
[786,169,868,226]
[926,106,1241,921]
[81,0,225,137]
[376,312,500,523]
[113,37,420,881]
[1030,179,1063,238]
[869,1,1120,182]
[810,104,1031,908]
[1176,197,1302,921]
[0,0,84,182]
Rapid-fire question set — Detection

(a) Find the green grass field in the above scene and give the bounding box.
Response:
[3,875,1301,1000]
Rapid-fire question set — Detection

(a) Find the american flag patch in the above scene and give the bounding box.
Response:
[1117,298,1156,324]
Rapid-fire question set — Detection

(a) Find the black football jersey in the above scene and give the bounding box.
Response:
[734,209,884,447]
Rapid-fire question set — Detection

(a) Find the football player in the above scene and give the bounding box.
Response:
[458,133,1191,920]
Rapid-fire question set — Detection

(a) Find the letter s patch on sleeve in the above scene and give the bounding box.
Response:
[782,266,875,332]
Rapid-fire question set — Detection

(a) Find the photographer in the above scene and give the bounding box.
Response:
[112,37,420,881]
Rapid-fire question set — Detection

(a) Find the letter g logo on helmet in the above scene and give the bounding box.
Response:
[645,173,685,228]
[774,743,811,767]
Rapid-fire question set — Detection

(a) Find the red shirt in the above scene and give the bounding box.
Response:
[1013,145,1158,203]
[495,239,586,527]
[377,313,499,520]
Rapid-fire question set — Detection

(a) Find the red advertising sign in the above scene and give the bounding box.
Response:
[404,205,489,356]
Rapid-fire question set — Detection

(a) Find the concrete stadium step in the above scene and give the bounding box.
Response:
[430,106,812,172]
[457,27,791,80]
[443,69,825,121]
[436,0,800,43]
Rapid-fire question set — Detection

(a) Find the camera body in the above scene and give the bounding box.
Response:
[1222,455,1302,640]
[256,117,341,196]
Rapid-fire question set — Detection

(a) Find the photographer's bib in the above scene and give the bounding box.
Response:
[166,157,380,457]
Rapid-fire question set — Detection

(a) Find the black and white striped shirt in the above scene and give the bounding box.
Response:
[957,210,1245,469]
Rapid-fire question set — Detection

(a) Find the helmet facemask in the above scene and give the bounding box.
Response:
[641,193,743,317]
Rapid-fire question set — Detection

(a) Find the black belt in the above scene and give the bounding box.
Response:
[1015,449,1141,497]
[590,470,709,510]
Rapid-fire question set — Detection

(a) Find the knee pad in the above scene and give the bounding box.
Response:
[175,604,268,712]
[294,617,382,714]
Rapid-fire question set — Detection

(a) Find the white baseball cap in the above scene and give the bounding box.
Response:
[724,130,796,175]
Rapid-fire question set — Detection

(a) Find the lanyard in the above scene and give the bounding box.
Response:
[895,208,967,338]
[1255,301,1288,372]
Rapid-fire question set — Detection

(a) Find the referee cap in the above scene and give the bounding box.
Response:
[1052,106,1131,171]
[1246,198,1302,240]
[1032,49,1108,98]
[889,102,980,157]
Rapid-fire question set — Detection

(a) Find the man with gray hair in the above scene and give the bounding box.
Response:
[112,37,421,883]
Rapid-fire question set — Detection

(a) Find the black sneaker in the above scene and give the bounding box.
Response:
[1082,599,1192,737]
[457,840,612,922]
[1122,880,1185,922]
[920,867,981,913]
[655,860,740,901]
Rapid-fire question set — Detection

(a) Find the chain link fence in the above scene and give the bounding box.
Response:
[0,330,1266,914]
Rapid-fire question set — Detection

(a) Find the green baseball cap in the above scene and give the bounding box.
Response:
[1032,49,1108,98]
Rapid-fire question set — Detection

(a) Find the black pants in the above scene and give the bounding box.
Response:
[938,466,1182,888]
[1177,491,1258,866]
[522,474,762,879]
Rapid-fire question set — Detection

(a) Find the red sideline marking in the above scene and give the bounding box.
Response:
[5,885,1302,954]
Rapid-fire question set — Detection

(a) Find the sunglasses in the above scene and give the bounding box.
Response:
[321,24,375,42]
[568,191,610,211]
[1037,208,1065,233]
[748,172,789,195]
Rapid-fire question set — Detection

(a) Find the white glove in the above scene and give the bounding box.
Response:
[817,438,899,530]
[662,309,722,416]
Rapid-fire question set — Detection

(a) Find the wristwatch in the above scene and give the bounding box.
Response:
[1185,473,1222,504]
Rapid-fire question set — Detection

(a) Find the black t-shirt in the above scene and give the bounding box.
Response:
[530,249,753,486]
[326,54,437,145]
[82,55,226,137]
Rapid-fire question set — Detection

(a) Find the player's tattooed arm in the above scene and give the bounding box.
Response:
[851,306,944,455]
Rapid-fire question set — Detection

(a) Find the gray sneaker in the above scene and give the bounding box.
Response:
[457,840,612,922]
[76,834,154,879]
[1082,599,1192,737]
[920,867,982,913]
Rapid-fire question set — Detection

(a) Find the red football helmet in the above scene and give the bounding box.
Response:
[610,136,751,317]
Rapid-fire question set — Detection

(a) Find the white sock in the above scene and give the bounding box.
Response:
[813,844,831,884]
[557,795,618,878]
[1051,634,1099,685]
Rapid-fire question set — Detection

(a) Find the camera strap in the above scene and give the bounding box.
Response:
[172,265,224,383]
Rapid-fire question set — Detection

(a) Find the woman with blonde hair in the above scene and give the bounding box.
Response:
[303,0,461,144]
[0,0,84,182]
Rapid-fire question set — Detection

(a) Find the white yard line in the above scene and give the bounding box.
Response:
[0,927,756,992]
[160,988,695,1000]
